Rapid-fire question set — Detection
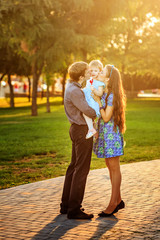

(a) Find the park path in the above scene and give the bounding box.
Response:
[0,159,160,240]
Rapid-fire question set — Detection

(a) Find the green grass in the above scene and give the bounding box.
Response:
[0,97,160,189]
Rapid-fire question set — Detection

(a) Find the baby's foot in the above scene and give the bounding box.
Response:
[86,128,97,139]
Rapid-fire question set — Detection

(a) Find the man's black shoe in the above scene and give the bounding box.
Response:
[60,203,68,214]
[60,208,68,214]
[60,203,85,214]
[60,207,85,214]
[67,209,94,219]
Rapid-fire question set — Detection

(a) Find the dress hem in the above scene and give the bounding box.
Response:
[95,153,124,158]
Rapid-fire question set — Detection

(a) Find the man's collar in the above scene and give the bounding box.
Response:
[70,80,82,88]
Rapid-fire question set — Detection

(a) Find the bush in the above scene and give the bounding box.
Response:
[123,72,160,91]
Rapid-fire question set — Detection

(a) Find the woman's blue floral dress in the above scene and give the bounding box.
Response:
[93,92,124,158]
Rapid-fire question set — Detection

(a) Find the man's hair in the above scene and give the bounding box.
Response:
[68,61,88,82]
[89,60,103,71]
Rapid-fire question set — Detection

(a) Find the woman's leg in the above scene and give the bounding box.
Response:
[104,156,122,213]
[105,158,122,204]
[105,158,112,183]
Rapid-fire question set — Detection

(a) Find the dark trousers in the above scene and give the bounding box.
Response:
[61,124,93,214]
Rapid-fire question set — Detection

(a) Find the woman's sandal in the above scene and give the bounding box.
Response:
[116,200,125,211]
[98,200,125,217]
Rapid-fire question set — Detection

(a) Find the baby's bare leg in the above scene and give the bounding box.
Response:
[83,114,96,139]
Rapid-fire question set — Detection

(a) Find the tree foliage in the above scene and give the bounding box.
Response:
[0,0,160,108]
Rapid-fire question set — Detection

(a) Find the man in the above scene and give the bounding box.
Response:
[60,61,97,219]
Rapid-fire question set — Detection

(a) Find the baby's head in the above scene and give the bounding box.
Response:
[89,60,103,80]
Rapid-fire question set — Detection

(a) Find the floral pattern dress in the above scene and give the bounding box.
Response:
[93,92,124,158]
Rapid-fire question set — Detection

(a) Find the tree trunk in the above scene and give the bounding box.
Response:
[62,70,67,105]
[41,87,44,99]
[52,80,55,96]
[28,76,31,102]
[8,74,14,108]
[130,76,134,95]
[46,83,50,113]
[0,73,6,81]
[32,63,38,116]
[31,60,43,116]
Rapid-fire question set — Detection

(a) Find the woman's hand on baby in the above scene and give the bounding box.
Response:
[94,132,99,140]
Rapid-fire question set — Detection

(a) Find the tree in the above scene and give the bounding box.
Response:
[71,0,123,61]
[95,0,160,93]
[54,0,124,103]
[0,38,30,107]
[1,0,98,114]
[136,14,160,76]
[0,0,60,114]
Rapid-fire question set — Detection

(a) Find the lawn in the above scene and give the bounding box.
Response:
[0,97,160,189]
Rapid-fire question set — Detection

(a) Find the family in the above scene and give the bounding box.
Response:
[60,60,126,219]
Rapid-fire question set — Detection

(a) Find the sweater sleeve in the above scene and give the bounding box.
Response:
[70,88,96,118]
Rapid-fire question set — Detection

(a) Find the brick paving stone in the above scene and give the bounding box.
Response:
[0,159,160,240]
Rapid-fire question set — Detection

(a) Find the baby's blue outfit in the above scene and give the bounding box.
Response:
[83,79,105,117]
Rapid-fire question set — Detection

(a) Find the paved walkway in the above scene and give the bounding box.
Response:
[0,160,160,240]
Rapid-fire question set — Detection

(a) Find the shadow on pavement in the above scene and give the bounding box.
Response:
[32,214,118,240]
[89,215,118,240]
[32,214,91,240]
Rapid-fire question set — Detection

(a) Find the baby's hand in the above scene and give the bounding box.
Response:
[91,86,94,91]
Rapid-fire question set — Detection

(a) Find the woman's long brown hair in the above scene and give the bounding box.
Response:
[105,64,126,134]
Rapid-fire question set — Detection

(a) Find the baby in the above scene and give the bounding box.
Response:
[83,60,105,139]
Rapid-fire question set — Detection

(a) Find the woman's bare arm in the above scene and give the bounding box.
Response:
[100,105,113,122]
[92,93,113,122]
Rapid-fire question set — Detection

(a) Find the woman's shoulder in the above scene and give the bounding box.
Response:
[101,92,113,106]
[108,92,113,97]
[102,92,113,97]
[107,92,114,106]
[102,92,107,99]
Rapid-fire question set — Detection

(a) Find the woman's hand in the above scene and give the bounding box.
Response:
[94,132,99,140]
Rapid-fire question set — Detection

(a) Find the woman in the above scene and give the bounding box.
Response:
[93,64,126,217]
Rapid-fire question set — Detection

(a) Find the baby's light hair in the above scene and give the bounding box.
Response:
[89,60,103,71]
